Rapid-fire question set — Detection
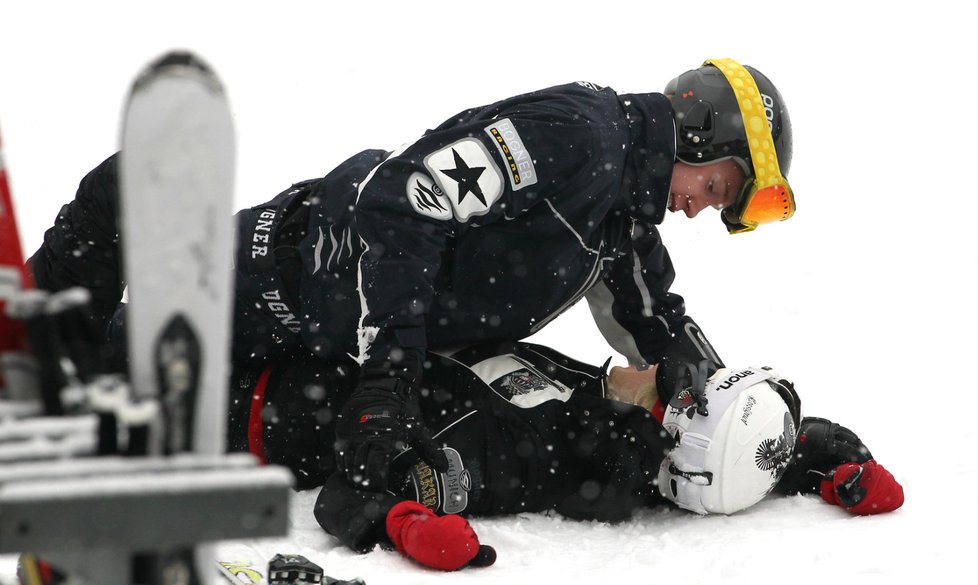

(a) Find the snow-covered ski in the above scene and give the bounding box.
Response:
[117,50,237,585]
[119,50,236,457]
[0,51,291,585]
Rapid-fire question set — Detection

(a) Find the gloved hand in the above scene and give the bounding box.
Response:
[820,459,904,515]
[653,316,724,407]
[658,359,712,417]
[386,500,496,571]
[776,417,873,495]
[335,377,448,491]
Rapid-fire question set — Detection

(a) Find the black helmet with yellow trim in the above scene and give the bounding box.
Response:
[665,59,795,234]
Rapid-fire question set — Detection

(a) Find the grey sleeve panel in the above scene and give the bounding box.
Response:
[585,281,660,366]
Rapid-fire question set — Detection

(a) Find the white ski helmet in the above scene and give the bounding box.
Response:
[658,367,800,515]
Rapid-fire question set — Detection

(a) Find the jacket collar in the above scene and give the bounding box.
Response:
[618,93,676,225]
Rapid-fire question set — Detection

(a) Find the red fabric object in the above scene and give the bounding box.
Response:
[247,365,274,464]
[386,500,481,571]
[650,397,666,423]
[820,459,904,515]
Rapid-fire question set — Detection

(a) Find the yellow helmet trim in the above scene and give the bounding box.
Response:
[705,58,796,233]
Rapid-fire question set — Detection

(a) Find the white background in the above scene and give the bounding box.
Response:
[2,1,976,583]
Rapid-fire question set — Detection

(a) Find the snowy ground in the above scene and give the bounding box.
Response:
[3,1,977,583]
[213,486,947,585]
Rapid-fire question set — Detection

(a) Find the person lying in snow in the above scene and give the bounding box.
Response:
[229,340,903,571]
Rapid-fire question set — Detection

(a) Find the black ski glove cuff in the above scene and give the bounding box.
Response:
[335,377,448,492]
[775,417,873,495]
[653,316,723,406]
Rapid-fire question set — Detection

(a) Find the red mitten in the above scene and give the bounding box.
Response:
[820,459,904,515]
[386,500,495,571]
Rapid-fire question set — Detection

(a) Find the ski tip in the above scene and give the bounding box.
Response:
[131,50,223,92]
[150,51,214,74]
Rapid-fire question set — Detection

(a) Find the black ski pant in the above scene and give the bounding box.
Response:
[28,153,324,363]
[27,154,360,488]
[29,154,125,334]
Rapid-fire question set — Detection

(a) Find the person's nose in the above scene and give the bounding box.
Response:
[686,194,708,218]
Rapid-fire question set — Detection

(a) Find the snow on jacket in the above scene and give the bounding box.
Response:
[310,341,875,553]
[28,83,688,376]
[314,341,673,552]
[289,82,682,377]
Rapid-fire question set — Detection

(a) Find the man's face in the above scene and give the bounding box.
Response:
[668,158,747,218]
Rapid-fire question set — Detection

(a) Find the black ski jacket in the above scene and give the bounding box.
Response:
[309,341,874,552]
[314,341,673,552]
[29,83,693,377]
[267,82,682,376]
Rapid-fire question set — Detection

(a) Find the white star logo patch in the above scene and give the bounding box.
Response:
[424,138,503,222]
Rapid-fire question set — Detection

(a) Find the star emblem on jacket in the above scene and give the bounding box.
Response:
[422,138,504,222]
[440,148,488,207]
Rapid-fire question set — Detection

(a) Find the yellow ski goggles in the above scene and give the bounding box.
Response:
[705,58,796,234]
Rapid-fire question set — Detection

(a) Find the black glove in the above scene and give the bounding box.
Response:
[774,417,873,495]
[335,377,448,491]
[654,316,723,408]
[658,359,712,417]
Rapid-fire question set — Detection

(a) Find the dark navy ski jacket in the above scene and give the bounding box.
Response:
[29,82,692,382]
[286,82,684,377]
[314,341,672,552]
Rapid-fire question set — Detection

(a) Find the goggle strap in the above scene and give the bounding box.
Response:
[704,58,785,190]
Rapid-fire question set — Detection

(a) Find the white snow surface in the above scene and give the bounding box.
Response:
[2,1,976,583]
